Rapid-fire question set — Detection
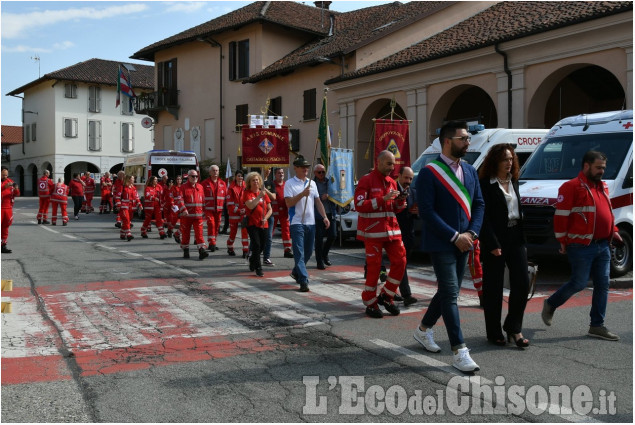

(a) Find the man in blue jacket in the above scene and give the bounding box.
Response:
[414,121,485,373]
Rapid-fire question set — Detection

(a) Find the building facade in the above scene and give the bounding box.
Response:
[7,59,155,195]
[131,1,632,178]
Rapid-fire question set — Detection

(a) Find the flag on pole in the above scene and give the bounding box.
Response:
[318,95,331,170]
[116,65,135,108]
[225,156,233,179]
[326,148,355,208]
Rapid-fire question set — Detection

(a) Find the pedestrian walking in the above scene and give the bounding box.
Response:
[37,169,54,224]
[1,167,19,253]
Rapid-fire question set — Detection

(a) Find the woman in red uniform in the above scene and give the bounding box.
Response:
[120,175,142,241]
[242,172,272,277]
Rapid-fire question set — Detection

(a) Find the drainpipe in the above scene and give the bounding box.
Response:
[198,37,223,163]
[495,43,512,128]
[10,94,26,154]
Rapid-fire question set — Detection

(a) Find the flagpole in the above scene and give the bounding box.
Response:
[301,88,328,222]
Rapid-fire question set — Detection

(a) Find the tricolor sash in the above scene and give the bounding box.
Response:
[426,160,472,220]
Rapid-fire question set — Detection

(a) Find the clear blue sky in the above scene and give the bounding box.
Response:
[1,1,393,127]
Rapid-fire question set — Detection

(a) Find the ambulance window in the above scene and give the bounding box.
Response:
[623,161,632,189]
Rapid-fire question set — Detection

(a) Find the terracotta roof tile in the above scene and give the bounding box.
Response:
[1,125,23,145]
[327,1,633,84]
[131,1,339,61]
[247,1,450,82]
[7,58,154,96]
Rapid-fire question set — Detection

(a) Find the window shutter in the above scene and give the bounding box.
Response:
[229,42,236,81]
[122,123,134,153]
[89,121,101,150]
[238,40,249,79]
[25,125,30,143]
[32,123,36,141]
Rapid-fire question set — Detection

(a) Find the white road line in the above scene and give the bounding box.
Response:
[63,234,77,239]
[120,251,142,257]
[40,226,59,234]
[370,339,600,423]
[171,267,198,276]
[146,257,166,265]
[95,244,117,250]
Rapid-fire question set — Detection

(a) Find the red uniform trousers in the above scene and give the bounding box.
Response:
[120,207,133,238]
[37,196,51,221]
[82,193,94,212]
[205,210,223,247]
[362,239,407,306]
[180,216,205,250]
[51,202,68,225]
[272,212,292,251]
[227,220,249,253]
[1,208,13,245]
[468,240,483,296]
[142,205,165,236]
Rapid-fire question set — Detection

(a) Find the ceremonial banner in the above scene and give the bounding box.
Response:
[374,119,410,178]
[326,148,355,208]
[318,96,331,169]
[241,125,290,168]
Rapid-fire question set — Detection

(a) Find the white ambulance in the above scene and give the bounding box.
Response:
[412,125,548,178]
[123,150,199,212]
[519,110,633,277]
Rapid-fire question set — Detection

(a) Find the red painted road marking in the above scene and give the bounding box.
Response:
[2,267,631,385]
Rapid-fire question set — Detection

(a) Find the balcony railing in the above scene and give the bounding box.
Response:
[134,88,179,122]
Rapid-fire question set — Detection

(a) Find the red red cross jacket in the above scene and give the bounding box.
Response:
[178,182,205,218]
[202,177,227,213]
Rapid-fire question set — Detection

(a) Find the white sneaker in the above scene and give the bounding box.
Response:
[453,347,480,372]
[413,327,441,353]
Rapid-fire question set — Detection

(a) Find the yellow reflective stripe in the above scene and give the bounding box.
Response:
[554,210,570,216]
[371,198,378,210]
[571,206,595,213]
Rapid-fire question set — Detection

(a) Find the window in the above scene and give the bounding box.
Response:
[65,84,77,99]
[88,120,102,151]
[303,89,317,120]
[25,125,31,143]
[88,86,101,112]
[269,96,282,116]
[157,59,177,106]
[121,97,134,116]
[122,123,134,153]
[64,118,78,138]
[31,123,36,142]
[235,104,248,131]
[229,40,249,81]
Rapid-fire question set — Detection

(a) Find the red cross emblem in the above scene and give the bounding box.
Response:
[623,121,633,130]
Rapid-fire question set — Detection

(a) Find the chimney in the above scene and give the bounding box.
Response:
[314,1,332,9]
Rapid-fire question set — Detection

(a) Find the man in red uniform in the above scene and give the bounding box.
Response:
[100,172,113,214]
[202,164,227,252]
[354,150,407,318]
[226,170,249,257]
[120,175,142,241]
[1,167,19,253]
[50,178,69,226]
[113,170,125,228]
[269,168,293,258]
[37,169,54,224]
[82,171,95,213]
[177,169,209,260]
[542,150,623,341]
[141,176,166,239]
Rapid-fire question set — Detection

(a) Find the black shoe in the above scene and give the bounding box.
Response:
[37,220,42,224]
[284,250,294,258]
[263,258,274,267]
[365,306,383,318]
[199,248,209,260]
[324,258,331,266]
[488,337,507,347]
[256,268,264,277]
[160,234,167,240]
[290,272,299,283]
[393,294,404,302]
[299,283,309,292]
[403,296,418,307]
[62,222,67,226]
[242,251,248,259]
[42,220,50,225]
[317,263,326,270]
[228,249,236,256]
[363,264,367,279]
[127,235,134,241]
[1,245,12,254]
[183,249,190,258]
[209,245,217,252]
[51,222,56,226]
[115,222,122,228]
[174,235,181,244]
[130,223,134,228]
[141,233,148,239]
[120,235,126,240]
[378,293,400,316]
[507,333,530,348]
[167,230,173,238]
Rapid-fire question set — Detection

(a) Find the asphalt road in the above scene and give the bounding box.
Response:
[1,197,632,423]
